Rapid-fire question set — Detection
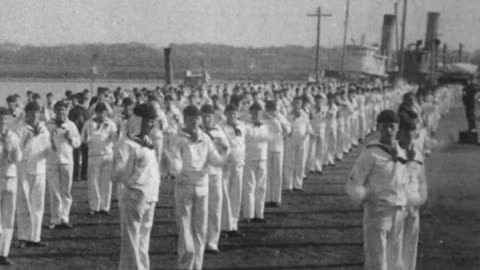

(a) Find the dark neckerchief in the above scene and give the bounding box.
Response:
[202,125,216,140]
[55,120,65,128]
[293,110,301,120]
[131,134,154,149]
[405,145,423,165]
[182,128,201,143]
[94,118,107,129]
[227,122,242,136]
[251,119,263,127]
[367,142,407,164]
[27,124,43,136]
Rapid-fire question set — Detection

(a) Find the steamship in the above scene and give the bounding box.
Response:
[342,44,388,77]
[328,14,397,78]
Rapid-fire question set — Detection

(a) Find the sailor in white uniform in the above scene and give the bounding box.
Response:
[397,112,428,270]
[283,97,313,191]
[45,101,81,229]
[264,100,291,207]
[308,95,327,174]
[324,93,338,166]
[346,110,408,270]
[221,104,248,238]
[81,102,117,215]
[200,104,230,254]
[0,107,22,266]
[242,102,271,222]
[167,105,229,270]
[16,102,50,248]
[114,103,161,270]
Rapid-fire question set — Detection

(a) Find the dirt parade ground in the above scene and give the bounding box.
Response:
[6,107,480,270]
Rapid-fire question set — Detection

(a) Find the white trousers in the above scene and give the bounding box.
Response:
[325,123,337,165]
[242,160,267,219]
[118,190,156,270]
[366,108,373,134]
[284,138,307,190]
[307,135,316,172]
[266,151,283,204]
[336,120,345,159]
[302,136,310,179]
[175,183,208,270]
[222,162,244,231]
[47,163,73,224]
[403,209,419,270]
[344,116,352,152]
[17,173,45,242]
[363,205,405,270]
[0,178,16,257]
[351,114,359,145]
[88,155,113,212]
[358,111,367,139]
[206,173,223,250]
[308,129,326,172]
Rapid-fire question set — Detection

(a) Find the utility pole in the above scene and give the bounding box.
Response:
[308,7,332,83]
[399,0,408,76]
[341,0,351,77]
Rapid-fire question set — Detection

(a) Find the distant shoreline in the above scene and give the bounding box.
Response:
[0,77,167,83]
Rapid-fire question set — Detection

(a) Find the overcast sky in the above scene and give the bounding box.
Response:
[0,0,479,50]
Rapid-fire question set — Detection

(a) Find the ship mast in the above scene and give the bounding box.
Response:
[399,0,408,76]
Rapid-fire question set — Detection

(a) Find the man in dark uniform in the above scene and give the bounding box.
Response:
[462,79,477,131]
[68,93,90,181]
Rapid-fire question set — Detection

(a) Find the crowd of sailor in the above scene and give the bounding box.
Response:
[0,80,462,269]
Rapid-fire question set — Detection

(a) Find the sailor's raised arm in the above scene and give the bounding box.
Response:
[112,142,134,184]
[6,134,22,164]
[345,150,373,206]
[206,135,228,167]
[164,136,183,176]
[66,122,81,148]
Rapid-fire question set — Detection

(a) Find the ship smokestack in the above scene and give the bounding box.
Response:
[443,43,448,64]
[380,14,396,55]
[164,48,173,85]
[425,12,440,50]
[459,43,463,62]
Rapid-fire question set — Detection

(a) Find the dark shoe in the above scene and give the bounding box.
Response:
[27,241,48,247]
[88,210,97,216]
[220,231,229,239]
[0,256,13,266]
[48,223,59,230]
[293,188,304,192]
[241,218,252,224]
[228,230,245,238]
[98,210,111,216]
[265,202,274,208]
[251,218,270,223]
[18,240,28,249]
[271,202,281,208]
[58,222,73,229]
[316,171,323,175]
[205,248,220,254]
